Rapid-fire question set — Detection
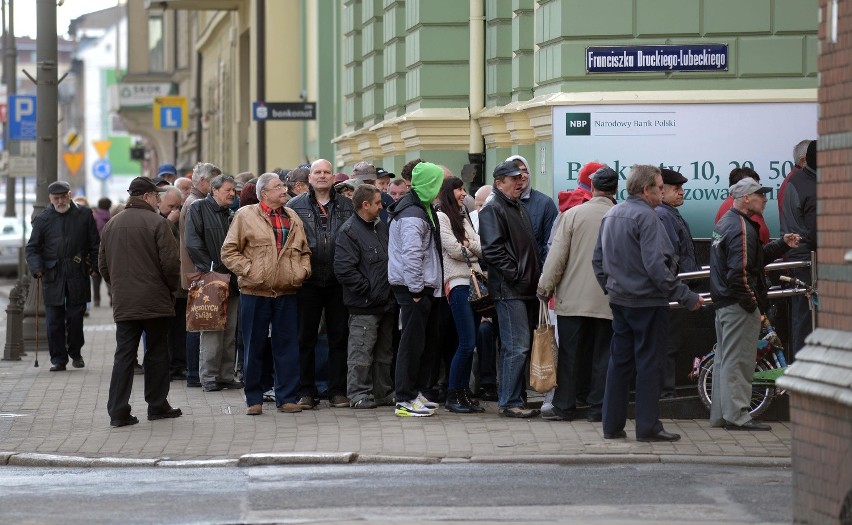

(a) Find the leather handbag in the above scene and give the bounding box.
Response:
[462,247,495,317]
[185,263,231,332]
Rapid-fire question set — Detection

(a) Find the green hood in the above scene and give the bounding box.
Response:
[411,162,444,225]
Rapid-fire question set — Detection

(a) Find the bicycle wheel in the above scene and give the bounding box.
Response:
[696,354,714,411]
[696,354,776,418]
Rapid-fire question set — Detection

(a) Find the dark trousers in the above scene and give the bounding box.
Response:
[241,294,300,407]
[186,331,200,383]
[603,304,668,439]
[297,282,349,398]
[107,317,171,420]
[44,302,86,366]
[789,267,813,357]
[169,297,187,375]
[477,317,498,386]
[91,274,103,305]
[554,316,612,416]
[393,286,438,402]
[661,308,686,396]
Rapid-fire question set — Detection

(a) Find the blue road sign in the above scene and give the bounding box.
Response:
[9,95,37,140]
[160,106,183,129]
[92,159,112,181]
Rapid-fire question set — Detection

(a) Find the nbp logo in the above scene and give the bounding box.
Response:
[565,113,591,136]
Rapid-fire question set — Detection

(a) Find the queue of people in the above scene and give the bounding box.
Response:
[25,139,816,437]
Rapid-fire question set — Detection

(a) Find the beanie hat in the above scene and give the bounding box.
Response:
[579,162,606,188]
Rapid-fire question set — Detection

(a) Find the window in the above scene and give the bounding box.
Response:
[148,15,165,72]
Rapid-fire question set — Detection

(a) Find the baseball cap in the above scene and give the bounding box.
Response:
[730,178,771,198]
[375,167,394,179]
[156,163,177,177]
[492,161,523,178]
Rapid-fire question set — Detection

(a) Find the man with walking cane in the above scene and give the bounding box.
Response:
[26,181,100,372]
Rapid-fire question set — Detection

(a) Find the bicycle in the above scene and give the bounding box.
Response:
[690,316,788,418]
[689,274,817,417]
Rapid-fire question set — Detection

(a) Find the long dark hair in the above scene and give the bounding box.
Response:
[437,177,467,244]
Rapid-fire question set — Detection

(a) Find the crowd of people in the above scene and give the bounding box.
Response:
[24,139,817,438]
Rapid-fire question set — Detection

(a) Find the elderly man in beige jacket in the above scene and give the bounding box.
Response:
[537,167,618,423]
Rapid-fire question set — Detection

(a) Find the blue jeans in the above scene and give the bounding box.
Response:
[240,294,300,407]
[185,332,200,383]
[448,286,480,391]
[495,298,537,409]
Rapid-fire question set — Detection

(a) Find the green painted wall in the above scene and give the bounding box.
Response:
[535,0,818,94]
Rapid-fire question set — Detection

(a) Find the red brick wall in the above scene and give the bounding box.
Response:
[789,396,852,524]
[790,2,852,524]
[817,0,852,334]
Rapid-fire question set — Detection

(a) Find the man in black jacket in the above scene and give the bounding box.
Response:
[26,181,100,372]
[185,174,241,392]
[711,178,799,432]
[333,185,393,409]
[287,158,355,408]
[479,161,542,418]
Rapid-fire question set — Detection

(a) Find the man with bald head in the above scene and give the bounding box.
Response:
[174,178,193,200]
[287,159,355,409]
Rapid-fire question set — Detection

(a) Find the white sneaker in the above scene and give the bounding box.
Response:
[395,400,434,417]
[416,393,439,410]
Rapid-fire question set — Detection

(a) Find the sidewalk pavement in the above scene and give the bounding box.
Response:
[0,290,792,468]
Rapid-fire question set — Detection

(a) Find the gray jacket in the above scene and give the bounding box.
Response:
[593,195,699,309]
[386,192,442,297]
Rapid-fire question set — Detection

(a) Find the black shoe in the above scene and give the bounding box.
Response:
[297,396,319,409]
[460,389,485,413]
[186,379,202,388]
[725,420,772,431]
[148,407,182,421]
[71,358,85,369]
[219,380,244,390]
[134,364,144,375]
[444,390,474,414]
[604,430,627,439]
[202,382,222,392]
[637,430,681,442]
[478,384,498,402]
[170,371,187,381]
[110,415,139,428]
[49,364,67,372]
[541,405,576,421]
[499,407,540,418]
[586,409,602,423]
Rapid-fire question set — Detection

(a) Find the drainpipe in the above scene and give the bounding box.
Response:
[256,0,266,173]
[468,0,485,187]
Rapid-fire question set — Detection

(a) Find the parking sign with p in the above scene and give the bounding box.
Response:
[9,95,37,140]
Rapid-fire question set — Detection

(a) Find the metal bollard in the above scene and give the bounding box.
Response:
[2,280,25,361]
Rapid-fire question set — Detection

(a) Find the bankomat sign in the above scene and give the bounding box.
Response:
[565,113,591,136]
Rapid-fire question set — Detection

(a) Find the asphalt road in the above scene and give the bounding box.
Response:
[0,463,791,524]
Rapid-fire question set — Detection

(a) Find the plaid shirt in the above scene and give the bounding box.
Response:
[260,202,290,252]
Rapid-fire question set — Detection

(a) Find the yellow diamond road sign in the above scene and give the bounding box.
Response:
[153,96,188,130]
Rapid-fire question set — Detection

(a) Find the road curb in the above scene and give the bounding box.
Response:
[0,451,791,469]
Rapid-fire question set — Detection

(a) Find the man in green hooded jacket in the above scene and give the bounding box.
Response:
[386,162,445,417]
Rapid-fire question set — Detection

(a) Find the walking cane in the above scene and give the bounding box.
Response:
[34,278,40,368]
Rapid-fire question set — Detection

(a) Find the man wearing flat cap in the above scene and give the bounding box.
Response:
[537,167,618,422]
[655,168,700,399]
[26,180,100,372]
[99,177,182,427]
[710,178,799,432]
[352,161,394,223]
[479,160,542,418]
